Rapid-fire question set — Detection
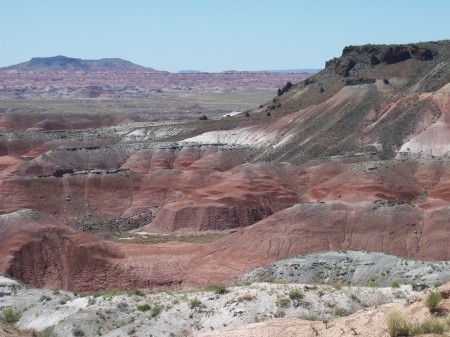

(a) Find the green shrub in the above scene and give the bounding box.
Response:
[289,289,303,300]
[52,288,60,295]
[40,295,51,302]
[426,292,442,310]
[137,303,151,312]
[386,310,411,337]
[1,308,21,324]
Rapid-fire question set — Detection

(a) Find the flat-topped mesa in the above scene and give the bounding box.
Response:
[328,43,434,74]
[0,55,162,72]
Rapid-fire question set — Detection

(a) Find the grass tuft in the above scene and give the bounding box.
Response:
[426,292,442,310]
[137,303,151,312]
[1,308,21,324]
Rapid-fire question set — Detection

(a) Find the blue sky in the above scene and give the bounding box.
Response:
[1,0,449,72]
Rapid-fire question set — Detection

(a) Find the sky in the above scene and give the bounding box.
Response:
[1,0,449,72]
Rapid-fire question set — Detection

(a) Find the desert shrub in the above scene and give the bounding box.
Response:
[411,282,427,291]
[117,301,129,311]
[1,308,21,324]
[276,298,290,308]
[40,295,51,302]
[93,289,124,299]
[52,288,60,295]
[74,291,87,297]
[205,285,228,295]
[391,281,400,288]
[332,283,343,290]
[199,115,208,120]
[412,318,449,334]
[386,310,411,337]
[34,326,58,337]
[137,303,151,312]
[426,292,442,310]
[189,299,203,309]
[334,307,350,317]
[304,285,318,291]
[273,309,286,318]
[72,327,85,336]
[387,310,449,336]
[150,306,162,317]
[289,289,304,300]
[277,81,293,96]
[132,289,145,297]
[238,294,255,302]
[366,280,380,288]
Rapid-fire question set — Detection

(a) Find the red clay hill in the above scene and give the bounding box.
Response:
[0,41,449,291]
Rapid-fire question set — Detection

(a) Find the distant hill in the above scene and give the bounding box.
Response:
[0,55,162,72]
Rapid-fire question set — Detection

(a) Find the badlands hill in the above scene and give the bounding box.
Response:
[0,40,449,295]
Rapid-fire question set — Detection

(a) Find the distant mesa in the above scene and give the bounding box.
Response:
[264,69,322,73]
[0,57,320,75]
[177,69,321,74]
[178,70,202,73]
[0,55,163,72]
